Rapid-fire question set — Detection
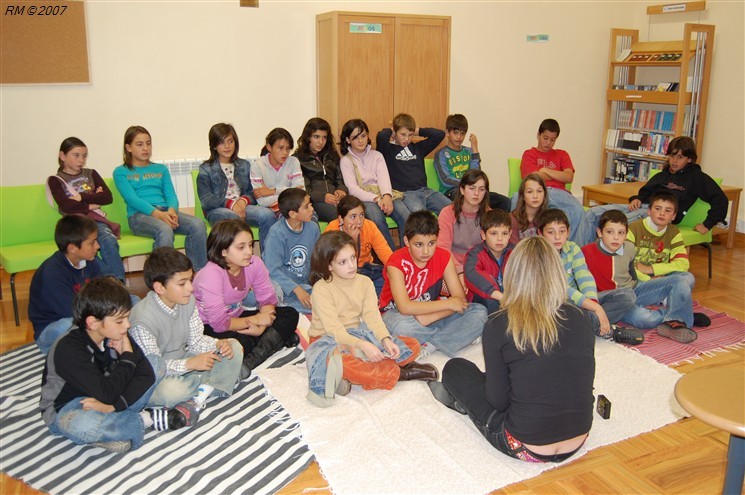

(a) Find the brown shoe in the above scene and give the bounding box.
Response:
[399,362,439,382]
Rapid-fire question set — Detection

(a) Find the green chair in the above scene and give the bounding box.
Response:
[103,179,187,253]
[676,178,723,279]
[0,184,61,324]
[507,158,522,196]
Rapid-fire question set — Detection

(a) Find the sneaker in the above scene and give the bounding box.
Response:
[611,325,645,346]
[172,400,200,428]
[91,440,131,453]
[418,342,437,359]
[428,382,466,415]
[335,378,352,397]
[693,312,712,327]
[147,403,198,431]
[656,321,698,343]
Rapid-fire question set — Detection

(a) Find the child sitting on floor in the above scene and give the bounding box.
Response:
[538,209,642,345]
[129,247,243,417]
[30,215,103,355]
[627,191,696,288]
[306,231,438,405]
[193,219,299,376]
[464,210,513,314]
[582,209,707,344]
[40,278,190,453]
[263,188,321,314]
[380,210,488,357]
[324,194,393,295]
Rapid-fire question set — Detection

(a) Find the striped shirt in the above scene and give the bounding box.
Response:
[559,241,598,306]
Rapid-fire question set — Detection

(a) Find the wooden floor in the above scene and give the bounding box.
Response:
[1,233,743,495]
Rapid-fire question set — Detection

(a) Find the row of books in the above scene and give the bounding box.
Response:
[605,157,665,183]
[611,82,679,91]
[606,129,671,156]
[617,109,677,132]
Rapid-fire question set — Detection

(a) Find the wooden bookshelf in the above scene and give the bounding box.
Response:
[599,24,714,183]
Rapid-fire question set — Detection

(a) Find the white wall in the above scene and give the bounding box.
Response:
[1,0,742,226]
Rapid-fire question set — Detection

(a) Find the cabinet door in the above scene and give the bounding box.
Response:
[393,16,450,132]
[336,14,395,138]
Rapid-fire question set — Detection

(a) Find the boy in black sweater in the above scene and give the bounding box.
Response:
[40,278,192,453]
[376,113,450,214]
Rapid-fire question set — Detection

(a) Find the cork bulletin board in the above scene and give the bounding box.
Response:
[1,0,89,84]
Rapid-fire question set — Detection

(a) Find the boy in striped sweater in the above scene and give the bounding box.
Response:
[538,209,641,345]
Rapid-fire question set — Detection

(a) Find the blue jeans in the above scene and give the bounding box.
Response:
[622,277,694,329]
[546,188,590,246]
[36,317,73,355]
[401,187,452,215]
[383,303,487,357]
[49,378,156,450]
[96,222,125,281]
[583,204,648,246]
[280,283,313,315]
[206,206,277,252]
[586,288,637,335]
[471,294,501,315]
[358,263,384,296]
[363,200,410,249]
[128,208,208,271]
[144,340,243,408]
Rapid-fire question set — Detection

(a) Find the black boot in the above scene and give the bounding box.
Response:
[243,328,284,371]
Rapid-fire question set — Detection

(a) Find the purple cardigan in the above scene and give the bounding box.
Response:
[192,259,277,331]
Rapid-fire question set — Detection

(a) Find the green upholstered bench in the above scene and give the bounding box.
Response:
[0,180,186,325]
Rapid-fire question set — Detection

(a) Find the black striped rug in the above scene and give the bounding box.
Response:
[0,343,314,495]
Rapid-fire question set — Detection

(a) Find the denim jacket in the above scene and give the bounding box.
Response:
[196,158,255,217]
[306,323,414,407]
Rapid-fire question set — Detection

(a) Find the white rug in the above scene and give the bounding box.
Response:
[257,339,687,495]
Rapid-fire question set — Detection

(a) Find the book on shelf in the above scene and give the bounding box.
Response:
[607,156,664,183]
[611,83,679,92]
[606,129,671,156]
[616,109,676,132]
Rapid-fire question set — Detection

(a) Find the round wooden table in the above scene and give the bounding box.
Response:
[675,368,745,495]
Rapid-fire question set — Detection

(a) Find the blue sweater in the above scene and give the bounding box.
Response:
[113,163,179,217]
[263,219,320,295]
[29,251,101,338]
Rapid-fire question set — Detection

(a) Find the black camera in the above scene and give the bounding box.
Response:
[596,394,611,419]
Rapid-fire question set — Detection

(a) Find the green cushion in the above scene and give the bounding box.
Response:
[424,158,441,192]
[677,178,723,229]
[104,178,187,249]
[0,184,61,246]
[0,184,61,272]
[507,158,522,196]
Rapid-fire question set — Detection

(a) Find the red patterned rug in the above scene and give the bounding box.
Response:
[626,302,745,366]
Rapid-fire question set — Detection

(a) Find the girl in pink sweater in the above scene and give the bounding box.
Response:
[193,220,299,375]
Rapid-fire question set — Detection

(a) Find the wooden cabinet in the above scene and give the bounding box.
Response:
[600,24,714,183]
[316,11,450,141]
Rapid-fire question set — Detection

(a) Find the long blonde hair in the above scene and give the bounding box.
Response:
[499,237,567,354]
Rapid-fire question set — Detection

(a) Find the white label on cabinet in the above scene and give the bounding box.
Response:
[350,23,382,34]
[662,4,687,12]
[527,34,549,43]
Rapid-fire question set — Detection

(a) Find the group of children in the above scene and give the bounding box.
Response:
[35,112,726,460]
